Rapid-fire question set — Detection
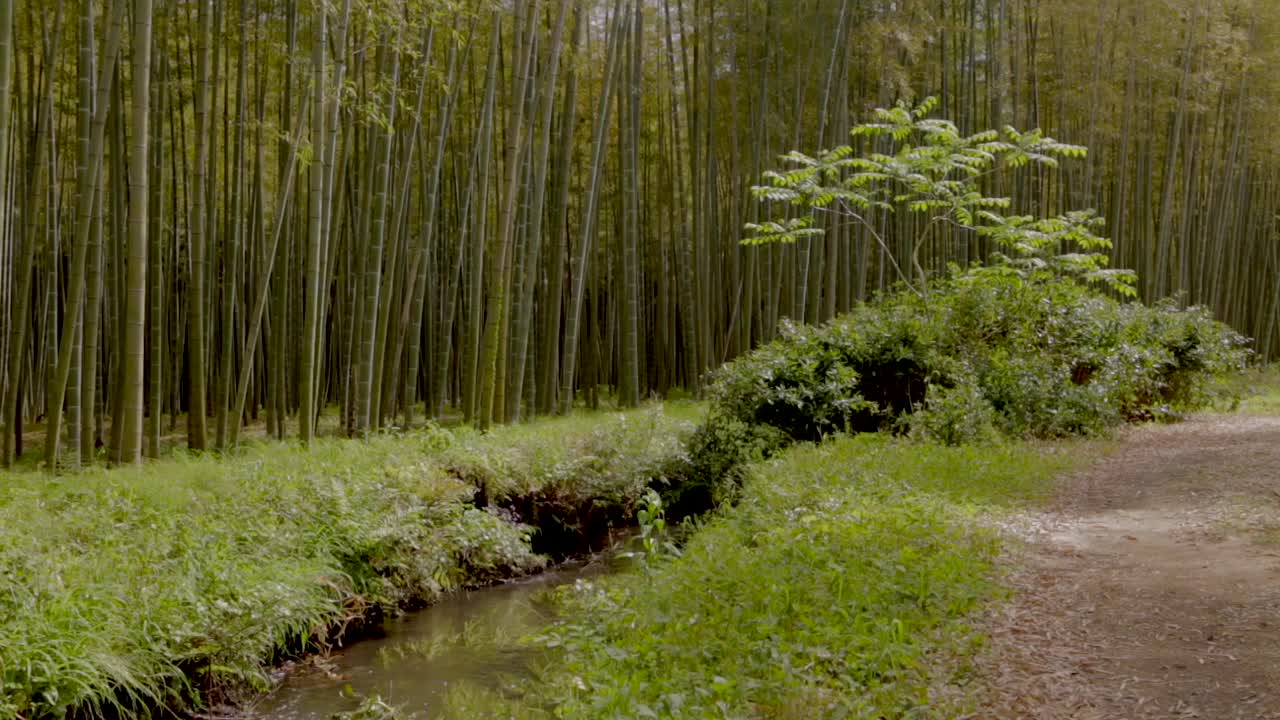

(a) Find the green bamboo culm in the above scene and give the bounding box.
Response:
[0,0,1277,466]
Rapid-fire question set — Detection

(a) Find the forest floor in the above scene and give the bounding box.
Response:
[978,403,1280,718]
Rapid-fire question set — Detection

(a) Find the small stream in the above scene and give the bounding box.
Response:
[248,545,629,719]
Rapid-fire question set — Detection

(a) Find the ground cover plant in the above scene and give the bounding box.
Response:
[441,436,1086,719]
[440,404,701,556]
[0,406,693,719]
[1230,365,1280,415]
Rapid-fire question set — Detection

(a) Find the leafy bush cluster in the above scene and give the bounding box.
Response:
[663,415,788,515]
[0,406,690,720]
[703,272,1248,459]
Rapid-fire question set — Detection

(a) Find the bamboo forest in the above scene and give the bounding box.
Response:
[2,0,1280,718]
[2,0,1278,466]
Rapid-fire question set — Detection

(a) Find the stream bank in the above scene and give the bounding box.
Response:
[0,405,697,720]
[248,541,630,720]
[432,436,1094,719]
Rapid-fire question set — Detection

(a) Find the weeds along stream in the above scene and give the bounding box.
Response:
[0,405,698,720]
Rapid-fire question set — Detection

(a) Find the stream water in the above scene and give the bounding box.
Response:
[249,548,627,719]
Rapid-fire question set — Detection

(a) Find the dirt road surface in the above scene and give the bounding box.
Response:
[980,414,1280,719]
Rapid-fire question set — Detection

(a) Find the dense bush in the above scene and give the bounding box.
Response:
[661,415,788,516]
[701,272,1250,461]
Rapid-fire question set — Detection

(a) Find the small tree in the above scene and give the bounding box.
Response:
[745,97,1138,297]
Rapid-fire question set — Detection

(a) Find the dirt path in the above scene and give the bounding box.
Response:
[980,414,1280,719]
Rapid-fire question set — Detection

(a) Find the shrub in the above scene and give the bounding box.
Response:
[706,305,938,444]
[662,414,788,516]
[974,347,1118,438]
[698,272,1249,459]
[704,320,870,442]
[908,374,998,445]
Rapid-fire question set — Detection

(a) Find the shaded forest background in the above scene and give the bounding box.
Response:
[1,0,1278,466]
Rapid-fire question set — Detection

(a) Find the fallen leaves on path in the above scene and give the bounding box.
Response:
[977,415,1280,719]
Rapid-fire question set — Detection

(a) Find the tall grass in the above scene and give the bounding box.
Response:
[0,405,694,719]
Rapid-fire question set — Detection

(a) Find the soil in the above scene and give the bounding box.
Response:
[979,414,1280,719]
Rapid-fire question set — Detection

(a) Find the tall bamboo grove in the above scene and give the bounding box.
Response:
[1,0,1277,467]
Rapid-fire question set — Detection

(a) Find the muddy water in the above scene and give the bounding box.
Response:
[250,551,627,719]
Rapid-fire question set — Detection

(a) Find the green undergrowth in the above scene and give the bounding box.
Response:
[445,435,1087,719]
[440,406,696,504]
[0,404,695,719]
[674,273,1249,507]
[1231,365,1280,414]
[708,274,1249,446]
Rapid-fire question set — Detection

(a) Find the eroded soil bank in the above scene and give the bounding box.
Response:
[981,414,1280,719]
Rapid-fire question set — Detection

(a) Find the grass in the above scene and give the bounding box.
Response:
[0,404,695,719]
[1233,365,1280,414]
[439,401,702,504]
[443,434,1088,719]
